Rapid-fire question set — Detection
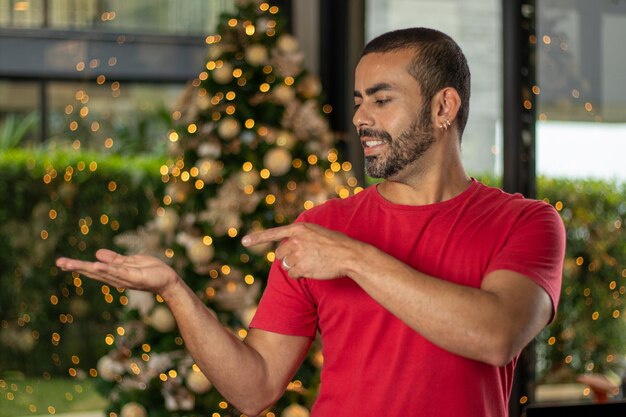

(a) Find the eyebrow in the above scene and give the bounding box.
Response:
[353,82,394,98]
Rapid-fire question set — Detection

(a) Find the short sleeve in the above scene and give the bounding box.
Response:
[486,202,566,318]
[249,259,318,338]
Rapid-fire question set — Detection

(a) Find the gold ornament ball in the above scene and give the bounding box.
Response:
[297,75,322,99]
[218,117,241,139]
[196,158,222,183]
[272,84,296,104]
[239,306,258,328]
[187,238,215,265]
[208,45,223,60]
[155,208,180,234]
[277,34,300,53]
[245,44,268,66]
[311,349,324,369]
[263,147,292,176]
[275,130,296,149]
[166,181,192,204]
[186,368,212,394]
[197,93,211,110]
[149,305,177,333]
[237,170,261,188]
[212,62,234,84]
[256,17,269,33]
[198,141,222,158]
[124,289,155,318]
[97,355,123,382]
[281,404,310,417]
[121,402,148,417]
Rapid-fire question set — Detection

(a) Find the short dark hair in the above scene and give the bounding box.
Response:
[361,27,471,136]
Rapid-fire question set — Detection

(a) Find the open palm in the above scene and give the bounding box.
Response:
[56,249,179,295]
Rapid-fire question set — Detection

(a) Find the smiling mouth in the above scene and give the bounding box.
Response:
[361,138,387,157]
[361,137,387,148]
[363,140,385,148]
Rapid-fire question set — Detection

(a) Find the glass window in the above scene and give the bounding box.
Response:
[534,0,626,406]
[47,0,99,30]
[0,0,44,28]
[92,0,230,35]
[536,0,626,181]
[0,80,184,153]
[0,0,233,35]
[46,81,184,154]
[365,0,502,178]
[0,80,40,148]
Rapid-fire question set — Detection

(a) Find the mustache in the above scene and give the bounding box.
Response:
[359,128,392,142]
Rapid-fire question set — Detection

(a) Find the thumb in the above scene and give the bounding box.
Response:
[95,249,124,263]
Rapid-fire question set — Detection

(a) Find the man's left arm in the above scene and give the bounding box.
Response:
[243,222,559,366]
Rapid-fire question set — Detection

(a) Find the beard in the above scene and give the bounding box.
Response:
[362,108,435,179]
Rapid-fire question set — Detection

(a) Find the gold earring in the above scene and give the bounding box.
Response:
[439,120,451,131]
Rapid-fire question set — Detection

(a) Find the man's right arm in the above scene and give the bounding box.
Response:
[160,278,312,416]
[56,249,312,416]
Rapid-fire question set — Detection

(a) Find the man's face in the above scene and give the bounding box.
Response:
[353,49,435,179]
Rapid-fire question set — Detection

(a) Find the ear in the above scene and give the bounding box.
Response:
[431,87,461,131]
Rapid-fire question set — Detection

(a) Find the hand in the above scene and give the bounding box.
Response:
[242,223,360,279]
[56,249,181,296]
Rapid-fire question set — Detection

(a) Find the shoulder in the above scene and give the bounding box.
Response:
[465,181,565,247]
[471,181,566,249]
[472,181,561,221]
[296,186,376,227]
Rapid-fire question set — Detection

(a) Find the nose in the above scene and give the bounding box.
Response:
[352,103,373,132]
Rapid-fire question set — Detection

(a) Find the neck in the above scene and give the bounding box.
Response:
[376,137,471,206]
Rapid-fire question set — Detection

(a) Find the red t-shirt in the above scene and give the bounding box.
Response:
[250,180,565,417]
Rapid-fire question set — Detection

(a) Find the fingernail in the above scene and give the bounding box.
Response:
[241,236,251,246]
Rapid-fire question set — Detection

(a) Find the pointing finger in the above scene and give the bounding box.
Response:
[242,224,300,247]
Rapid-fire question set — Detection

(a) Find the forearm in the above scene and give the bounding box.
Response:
[344,243,548,366]
[242,222,551,366]
[160,278,276,414]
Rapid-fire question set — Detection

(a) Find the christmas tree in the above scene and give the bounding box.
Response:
[93,1,360,416]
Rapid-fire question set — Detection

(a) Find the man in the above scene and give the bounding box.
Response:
[56,28,565,417]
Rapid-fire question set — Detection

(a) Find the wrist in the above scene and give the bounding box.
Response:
[344,240,373,279]
[159,273,184,301]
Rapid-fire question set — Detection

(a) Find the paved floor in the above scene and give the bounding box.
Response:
[27,413,103,417]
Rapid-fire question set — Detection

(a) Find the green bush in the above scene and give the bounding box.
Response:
[1,153,623,387]
[0,149,164,376]
[536,177,626,382]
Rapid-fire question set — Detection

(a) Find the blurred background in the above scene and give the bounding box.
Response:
[1,1,624,417]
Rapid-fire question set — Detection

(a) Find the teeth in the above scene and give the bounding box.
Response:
[365,140,384,147]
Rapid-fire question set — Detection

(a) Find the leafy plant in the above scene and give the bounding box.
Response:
[536,177,626,382]
[0,112,39,150]
[0,149,164,376]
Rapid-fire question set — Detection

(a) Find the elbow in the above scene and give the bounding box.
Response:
[484,349,516,368]
[231,388,284,417]
[238,405,266,417]
[480,335,520,367]
[234,401,271,417]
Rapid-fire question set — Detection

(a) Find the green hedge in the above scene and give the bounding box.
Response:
[1,152,624,384]
[536,177,626,381]
[0,149,164,376]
